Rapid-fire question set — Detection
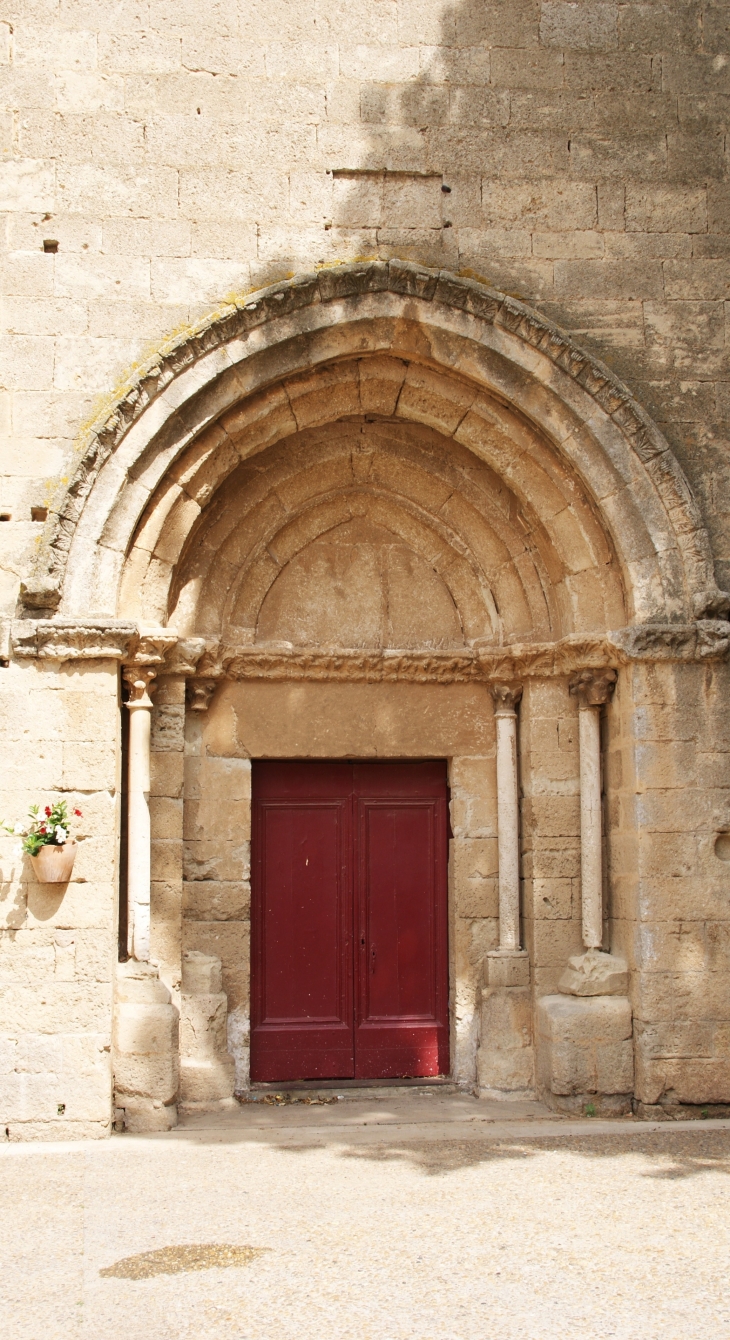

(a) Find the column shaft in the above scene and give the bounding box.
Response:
[490,683,523,955]
[495,708,520,951]
[124,669,155,962]
[578,703,603,950]
[569,669,616,952]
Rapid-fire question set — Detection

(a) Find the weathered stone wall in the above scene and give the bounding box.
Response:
[607,659,730,1109]
[0,1,728,1134]
[0,0,727,602]
[0,658,119,1138]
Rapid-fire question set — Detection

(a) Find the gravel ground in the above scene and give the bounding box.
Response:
[2,1097,730,1340]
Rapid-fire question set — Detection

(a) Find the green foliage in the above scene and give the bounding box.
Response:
[1,800,82,856]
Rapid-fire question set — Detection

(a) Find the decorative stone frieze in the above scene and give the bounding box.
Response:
[11,619,138,660]
[9,624,730,674]
[611,621,730,661]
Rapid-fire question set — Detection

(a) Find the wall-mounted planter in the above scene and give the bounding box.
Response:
[30,841,77,884]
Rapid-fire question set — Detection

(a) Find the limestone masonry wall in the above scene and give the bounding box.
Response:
[0,0,728,1137]
[0,0,727,594]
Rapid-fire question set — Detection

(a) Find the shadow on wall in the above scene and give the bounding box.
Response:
[278,0,728,592]
[274,0,645,312]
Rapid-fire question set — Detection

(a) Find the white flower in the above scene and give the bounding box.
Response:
[55,825,67,843]
[13,823,25,835]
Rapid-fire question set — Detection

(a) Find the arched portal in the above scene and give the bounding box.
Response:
[32,260,723,627]
[24,263,729,1106]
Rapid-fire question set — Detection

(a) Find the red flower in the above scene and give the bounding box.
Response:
[74,809,82,817]
[39,824,47,834]
[44,806,52,817]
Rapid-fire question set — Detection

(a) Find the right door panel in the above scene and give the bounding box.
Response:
[354,763,449,1079]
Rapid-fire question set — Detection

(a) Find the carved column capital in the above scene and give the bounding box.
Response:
[569,668,617,709]
[186,677,217,713]
[489,681,523,714]
[123,664,157,707]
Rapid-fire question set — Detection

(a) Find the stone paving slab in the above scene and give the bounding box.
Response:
[3,1099,730,1340]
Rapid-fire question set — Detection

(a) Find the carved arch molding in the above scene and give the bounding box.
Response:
[14,261,730,678]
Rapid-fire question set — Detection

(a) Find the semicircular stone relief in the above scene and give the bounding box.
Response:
[161,423,624,652]
[123,354,627,648]
[255,515,467,650]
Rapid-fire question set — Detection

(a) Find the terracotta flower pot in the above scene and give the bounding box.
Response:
[30,840,77,884]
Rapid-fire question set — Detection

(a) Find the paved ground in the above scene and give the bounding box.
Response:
[3,1091,730,1339]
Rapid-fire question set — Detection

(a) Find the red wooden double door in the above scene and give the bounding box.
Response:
[251,761,449,1082]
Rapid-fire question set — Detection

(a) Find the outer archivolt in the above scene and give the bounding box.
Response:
[124,369,625,648]
[38,262,728,631]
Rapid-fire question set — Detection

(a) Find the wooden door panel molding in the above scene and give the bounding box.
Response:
[251,766,354,1081]
[250,760,449,1082]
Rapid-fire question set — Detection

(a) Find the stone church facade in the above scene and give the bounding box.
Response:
[1,1,729,1138]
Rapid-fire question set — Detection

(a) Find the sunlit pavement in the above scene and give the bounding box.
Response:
[3,1092,730,1339]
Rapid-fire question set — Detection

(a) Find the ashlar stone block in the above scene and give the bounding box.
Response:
[537,993,634,1111]
[478,985,535,1094]
[113,960,179,1132]
[179,950,235,1108]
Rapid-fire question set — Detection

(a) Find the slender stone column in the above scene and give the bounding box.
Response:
[490,682,523,953]
[123,666,157,962]
[568,669,617,951]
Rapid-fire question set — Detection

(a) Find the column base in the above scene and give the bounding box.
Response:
[536,994,634,1111]
[113,960,179,1133]
[478,982,535,1095]
[558,948,628,996]
[179,951,236,1107]
[485,948,530,988]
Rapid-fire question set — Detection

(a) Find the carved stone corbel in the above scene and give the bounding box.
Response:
[122,664,157,705]
[569,667,617,708]
[186,678,218,713]
[489,681,523,714]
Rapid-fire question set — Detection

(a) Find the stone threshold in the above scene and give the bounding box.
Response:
[246,1077,458,1101]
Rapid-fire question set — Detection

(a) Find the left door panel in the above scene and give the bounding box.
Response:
[251,762,355,1081]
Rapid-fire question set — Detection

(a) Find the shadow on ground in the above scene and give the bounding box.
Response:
[330,1131,730,1178]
